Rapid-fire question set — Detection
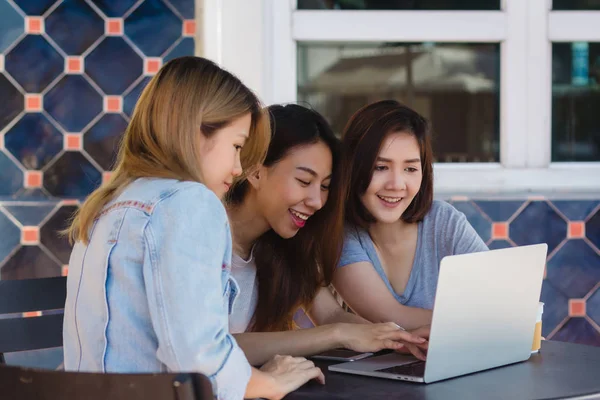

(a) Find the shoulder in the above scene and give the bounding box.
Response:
[146,180,227,226]
[343,224,369,245]
[424,200,464,224]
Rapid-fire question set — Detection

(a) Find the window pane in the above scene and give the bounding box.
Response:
[553,0,600,10]
[297,0,500,10]
[297,42,500,163]
[552,42,600,162]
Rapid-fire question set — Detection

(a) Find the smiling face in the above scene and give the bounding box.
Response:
[250,140,333,238]
[360,131,423,224]
[197,113,250,199]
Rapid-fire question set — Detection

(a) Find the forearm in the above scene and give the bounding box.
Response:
[234,325,342,366]
[368,305,432,330]
[322,308,370,325]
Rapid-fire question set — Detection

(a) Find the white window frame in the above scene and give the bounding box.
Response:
[204,0,600,193]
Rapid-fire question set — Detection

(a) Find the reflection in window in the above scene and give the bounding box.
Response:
[552,43,600,162]
[553,0,600,10]
[297,42,500,163]
[297,0,500,10]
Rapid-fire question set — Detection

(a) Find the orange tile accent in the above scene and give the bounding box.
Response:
[492,222,509,240]
[21,226,39,245]
[23,311,42,318]
[145,58,162,75]
[25,171,43,188]
[103,171,113,184]
[25,94,42,112]
[104,96,122,113]
[64,133,82,150]
[62,265,69,276]
[26,17,43,34]
[183,20,196,36]
[61,199,79,206]
[106,19,123,35]
[66,57,83,73]
[568,221,585,239]
[569,299,586,317]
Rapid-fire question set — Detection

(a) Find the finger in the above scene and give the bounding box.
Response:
[380,330,427,344]
[296,359,317,370]
[406,344,427,361]
[305,367,325,385]
[382,339,405,351]
[289,356,308,364]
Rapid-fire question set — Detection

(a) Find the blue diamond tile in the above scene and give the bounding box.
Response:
[124,76,150,117]
[85,37,143,94]
[40,205,76,263]
[588,288,600,328]
[0,246,61,279]
[552,318,600,347]
[450,201,491,243]
[0,209,20,264]
[46,0,104,55]
[4,114,63,169]
[488,240,513,250]
[45,75,102,132]
[551,200,599,221]
[44,152,101,197]
[84,114,127,170]
[5,35,64,93]
[125,0,182,57]
[165,0,195,19]
[511,201,567,253]
[472,200,525,222]
[0,152,24,196]
[546,240,600,299]
[540,280,569,337]
[91,0,138,17]
[0,1,24,53]
[3,204,56,226]
[587,210,600,250]
[163,37,194,62]
[13,0,58,16]
[0,74,24,131]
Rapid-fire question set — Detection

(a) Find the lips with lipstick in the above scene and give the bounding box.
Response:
[289,209,310,228]
[377,194,403,207]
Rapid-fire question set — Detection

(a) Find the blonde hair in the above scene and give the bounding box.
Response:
[67,56,270,244]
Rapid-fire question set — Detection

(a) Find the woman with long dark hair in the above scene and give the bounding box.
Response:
[225,104,427,365]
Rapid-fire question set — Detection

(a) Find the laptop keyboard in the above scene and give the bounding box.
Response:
[376,361,426,377]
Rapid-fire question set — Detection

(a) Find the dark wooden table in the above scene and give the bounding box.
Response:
[286,341,600,399]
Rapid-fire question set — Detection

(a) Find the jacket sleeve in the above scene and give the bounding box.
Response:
[142,184,251,400]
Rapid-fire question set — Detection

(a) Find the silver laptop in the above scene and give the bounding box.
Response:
[329,243,548,383]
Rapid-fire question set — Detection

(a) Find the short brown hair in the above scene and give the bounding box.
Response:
[341,100,433,229]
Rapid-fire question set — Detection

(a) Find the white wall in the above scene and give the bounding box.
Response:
[199,0,268,102]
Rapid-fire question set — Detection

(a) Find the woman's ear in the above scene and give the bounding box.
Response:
[247,165,264,189]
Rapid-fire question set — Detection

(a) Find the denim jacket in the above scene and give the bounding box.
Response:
[63,178,251,400]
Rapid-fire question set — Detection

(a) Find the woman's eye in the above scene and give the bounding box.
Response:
[406,167,418,173]
[374,165,387,171]
[296,179,310,186]
[234,145,243,151]
[321,185,330,191]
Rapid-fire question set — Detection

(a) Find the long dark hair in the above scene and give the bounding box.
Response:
[226,104,345,332]
[341,100,434,230]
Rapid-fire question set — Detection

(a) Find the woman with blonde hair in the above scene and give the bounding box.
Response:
[63,56,323,400]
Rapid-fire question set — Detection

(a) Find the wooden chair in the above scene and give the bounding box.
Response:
[0,364,213,400]
[0,277,67,364]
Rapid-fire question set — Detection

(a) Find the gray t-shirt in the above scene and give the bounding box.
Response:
[338,200,488,309]
[229,251,258,334]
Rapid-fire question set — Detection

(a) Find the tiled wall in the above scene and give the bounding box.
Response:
[0,0,195,366]
[0,1,599,367]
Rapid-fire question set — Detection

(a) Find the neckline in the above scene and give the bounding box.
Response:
[365,221,423,303]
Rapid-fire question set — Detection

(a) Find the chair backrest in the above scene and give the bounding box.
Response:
[0,364,213,400]
[0,277,67,364]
